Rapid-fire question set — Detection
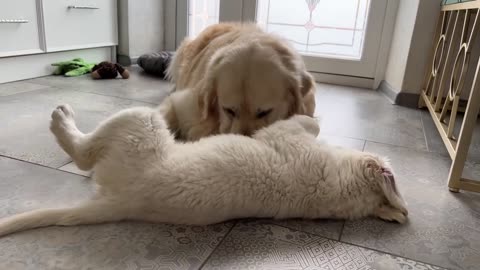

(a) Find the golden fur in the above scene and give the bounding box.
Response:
[161,23,316,141]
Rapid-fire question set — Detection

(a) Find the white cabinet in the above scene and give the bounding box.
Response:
[0,0,43,57]
[43,0,117,51]
[0,0,117,83]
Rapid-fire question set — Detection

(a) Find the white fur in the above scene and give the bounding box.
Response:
[0,105,408,236]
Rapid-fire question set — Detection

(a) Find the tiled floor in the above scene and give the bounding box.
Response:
[0,67,479,270]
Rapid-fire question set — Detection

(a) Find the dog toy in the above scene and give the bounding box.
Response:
[137,51,174,79]
[91,61,130,79]
[51,58,95,77]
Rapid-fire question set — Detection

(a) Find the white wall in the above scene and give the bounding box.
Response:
[383,0,420,92]
[383,0,442,94]
[118,0,164,63]
[402,0,441,94]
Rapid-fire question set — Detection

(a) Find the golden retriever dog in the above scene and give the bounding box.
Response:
[161,23,316,140]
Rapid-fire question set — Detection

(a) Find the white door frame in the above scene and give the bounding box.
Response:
[163,0,398,89]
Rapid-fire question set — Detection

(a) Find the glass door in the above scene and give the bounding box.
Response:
[171,0,394,85]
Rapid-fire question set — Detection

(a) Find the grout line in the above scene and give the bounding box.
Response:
[198,221,238,269]
[56,160,73,169]
[68,88,159,106]
[266,222,447,269]
[0,154,88,178]
[268,221,343,243]
[338,221,346,241]
[338,238,448,269]
[0,154,60,171]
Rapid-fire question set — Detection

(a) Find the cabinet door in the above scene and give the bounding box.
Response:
[0,0,43,57]
[43,0,117,52]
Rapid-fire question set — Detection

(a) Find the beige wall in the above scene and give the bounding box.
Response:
[384,0,441,94]
[118,0,164,62]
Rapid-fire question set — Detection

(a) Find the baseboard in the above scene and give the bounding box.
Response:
[0,47,113,84]
[117,54,139,66]
[378,80,420,108]
[311,72,375,89]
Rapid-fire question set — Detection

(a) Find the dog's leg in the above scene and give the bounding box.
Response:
[50,105,101,170]
[374,204,407,224]
[51,104,173,171]
[0,199,125,237]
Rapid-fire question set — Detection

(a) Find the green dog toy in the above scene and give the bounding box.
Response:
[51,58,95,77]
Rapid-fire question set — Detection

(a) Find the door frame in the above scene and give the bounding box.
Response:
[164,0,398,89]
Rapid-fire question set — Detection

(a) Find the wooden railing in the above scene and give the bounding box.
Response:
[419,0,480,192]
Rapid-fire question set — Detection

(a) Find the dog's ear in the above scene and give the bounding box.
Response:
[198,77,217,121]
[300,71,314,97]
[287,83,304,116]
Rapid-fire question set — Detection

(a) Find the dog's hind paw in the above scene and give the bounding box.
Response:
[50,104,77,139]
[51,104,75,121]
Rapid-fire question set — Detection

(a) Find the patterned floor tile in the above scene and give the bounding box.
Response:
[202,222,445,270]
[342,142,480,270]
[0,156,233,270]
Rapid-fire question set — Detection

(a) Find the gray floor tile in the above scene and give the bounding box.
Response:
[202,222,445,270]
[28,66,172,104]
[342,142,480,270]
[320,134,366,151]
[58,162,92,177]
[0,156,233,270]
[314,85,427,151]
[421,109,480,180]
[0,81,49,97]
[0,87,153,168]
[420,110,450,157]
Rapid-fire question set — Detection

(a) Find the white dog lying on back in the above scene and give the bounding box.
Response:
[0,105,408,236]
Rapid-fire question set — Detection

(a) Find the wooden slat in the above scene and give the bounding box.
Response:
[458,178,480,192]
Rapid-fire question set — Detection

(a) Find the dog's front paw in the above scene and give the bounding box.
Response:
[375,205,408,224]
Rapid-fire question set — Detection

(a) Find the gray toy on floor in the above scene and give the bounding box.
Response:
[137,51,174,80]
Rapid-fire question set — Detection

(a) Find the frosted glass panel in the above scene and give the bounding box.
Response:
[188,0,220,38]
[257,0,371,59]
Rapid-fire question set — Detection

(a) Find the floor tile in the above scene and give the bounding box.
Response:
[0,156,233,270]
[28,66,172,104]
[421,109,480,180]
[342,142,480,270]
[0,87,153,168]
[314,85,427,151]
[202,222,445,270]
[270,219,345,240]
[0,81,49,97]
[58,162,92,177]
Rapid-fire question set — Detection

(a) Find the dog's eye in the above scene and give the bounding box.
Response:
[256,109,272,119]
[223,107,236,118]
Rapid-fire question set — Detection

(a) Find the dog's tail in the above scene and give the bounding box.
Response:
[0,200,123,237]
